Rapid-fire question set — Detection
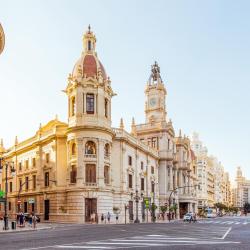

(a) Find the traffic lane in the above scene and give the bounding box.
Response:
[0,223,237,250]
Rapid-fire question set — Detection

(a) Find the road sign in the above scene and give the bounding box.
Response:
[28,198,35,204]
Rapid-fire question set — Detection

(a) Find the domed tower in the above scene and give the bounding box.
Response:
[64,26,115,222]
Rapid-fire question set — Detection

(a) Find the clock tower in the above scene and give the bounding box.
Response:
[145,62,167,123]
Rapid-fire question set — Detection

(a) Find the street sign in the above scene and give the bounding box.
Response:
[28,198,35,204]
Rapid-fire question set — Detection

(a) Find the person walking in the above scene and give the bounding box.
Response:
[189,213,193,223]
[107,212,111,223]
[20,212,24,227]
[28,214,32,227]
[32,213,37,229]
[101,214,104,224]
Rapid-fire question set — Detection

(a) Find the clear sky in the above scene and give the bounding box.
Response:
[1,0,250,182]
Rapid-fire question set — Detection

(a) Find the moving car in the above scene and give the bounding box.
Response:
[183,213,193,221]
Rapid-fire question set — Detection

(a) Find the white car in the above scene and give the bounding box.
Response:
[183,213,193,221]
[207,213,216,218]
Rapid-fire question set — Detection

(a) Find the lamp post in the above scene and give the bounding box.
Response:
[0,157,16,230]
[130,190,143,223]
[168,184,200,222]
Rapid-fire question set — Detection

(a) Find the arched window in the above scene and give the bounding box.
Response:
[104,143,110,157]
[71,143,76,156]
[71,96,76,116]
[104,98,108,118]
[104,165,110,184]
[85,141,96,155]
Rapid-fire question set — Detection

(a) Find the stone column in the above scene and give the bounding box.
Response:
[98,139,105,188]
[77,138,84,183]
[169,166,173,190]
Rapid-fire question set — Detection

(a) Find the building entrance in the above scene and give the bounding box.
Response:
[44,200,50,220]
[85,198,97,222]
[179,202,188,218]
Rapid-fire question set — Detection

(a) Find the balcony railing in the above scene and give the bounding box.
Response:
[85,182,97,187]
[84,154,97,159]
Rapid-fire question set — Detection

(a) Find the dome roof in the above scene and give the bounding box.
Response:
[72,54,107,80]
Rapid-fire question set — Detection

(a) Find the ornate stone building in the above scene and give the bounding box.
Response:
[0,23,5,54]
[0,27,199,223]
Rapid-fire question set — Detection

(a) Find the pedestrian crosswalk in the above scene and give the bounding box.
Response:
[54,234,240,249]
[197,220,250,225]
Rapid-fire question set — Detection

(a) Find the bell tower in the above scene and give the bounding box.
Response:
[145,62,167,123]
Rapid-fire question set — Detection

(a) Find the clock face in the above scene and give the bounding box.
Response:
[149,98,157,107]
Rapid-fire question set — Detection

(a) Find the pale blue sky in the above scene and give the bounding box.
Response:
[0,0,250,182]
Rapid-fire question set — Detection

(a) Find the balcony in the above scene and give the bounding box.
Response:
[85,182,97,187]
[84,154,97,161]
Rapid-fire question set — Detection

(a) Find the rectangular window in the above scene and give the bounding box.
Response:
[25,176,29,191]
[104,165,110,184]
[128,156,132,166]
[105,98,108,118]
[152,137,157,148]
[85,164,96,183]
[45,172,49,187]
[141,178,144,191]
[70,165,77,184]
[19,162,22,171]
[32,158,36,168]
[25,160,29,169]
[9,182,12,193]
[151,166,154,174]
[46,153,50,163]
[33,175,36,189]
[86,93,94,114]
[151,182,155,193]
[19,179,22,191]
[141,161,144,170]
[8,202,11,211]
[128,174,133,188]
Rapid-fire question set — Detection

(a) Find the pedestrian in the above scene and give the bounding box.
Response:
[193,212,197,223]
[107,212,111,223]
[101,213,104,224]
[95,212,98,224]
[20,212,24,227]
[116,214,119,224]
[28,214,32,227]
[189,213,193,223]
[32,213,37,229]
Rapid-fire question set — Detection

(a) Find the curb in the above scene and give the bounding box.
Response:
[0,226,53,234]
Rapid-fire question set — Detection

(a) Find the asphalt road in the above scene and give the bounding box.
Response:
[0,216,250,250]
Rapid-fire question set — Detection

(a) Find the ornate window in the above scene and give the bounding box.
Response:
[141,178,144,191]
[104,143,110,157]
[151,182,155,193]
[151,166,154,174]
[128,174,133,188]
[71,143,76,156]
[86,93,94,114]
[45,153,50,163]
[25,176,29,191]
[104,165,110,184]
[128,156,132,166]
[45,172,49,187]
[85,141,96,155]
[85,164,96,183]
[33,175,36,189]
[104,98,108,118]
[70,165,77,184]
[71,96,76,116]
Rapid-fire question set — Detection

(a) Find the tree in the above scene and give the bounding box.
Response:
[214,202,227,212]
[160,205,168,220]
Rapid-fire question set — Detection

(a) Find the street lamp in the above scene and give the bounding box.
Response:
[130,190,143,223]
[0,157,16,230]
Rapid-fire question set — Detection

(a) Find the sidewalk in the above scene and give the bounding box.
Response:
[0,220,53,233]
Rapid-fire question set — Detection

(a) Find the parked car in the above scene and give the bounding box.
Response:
[207,212,217,218]
[183,213,193,221]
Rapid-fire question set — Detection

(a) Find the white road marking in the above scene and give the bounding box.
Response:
[221,227,232,239]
